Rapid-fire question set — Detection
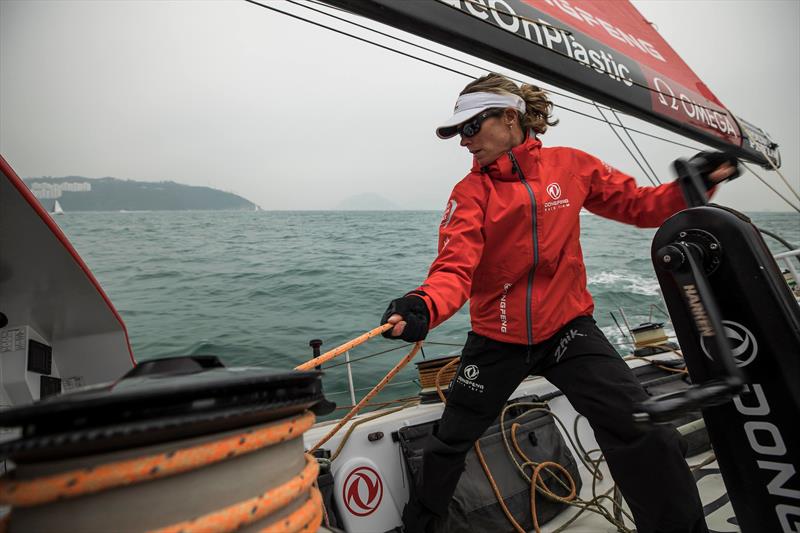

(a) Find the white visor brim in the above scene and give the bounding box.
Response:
[436,92,525,139]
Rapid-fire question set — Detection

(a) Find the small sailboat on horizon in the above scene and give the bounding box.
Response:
[51,199,64,215]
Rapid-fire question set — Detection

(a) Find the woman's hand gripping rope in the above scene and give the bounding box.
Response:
[381,293,431,342]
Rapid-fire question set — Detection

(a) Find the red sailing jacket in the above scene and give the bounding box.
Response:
[413,136,691,345]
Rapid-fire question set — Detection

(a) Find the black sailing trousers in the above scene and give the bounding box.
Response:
[402,316,707,533]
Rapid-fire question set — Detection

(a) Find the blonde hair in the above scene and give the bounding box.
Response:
[460,73,558,136]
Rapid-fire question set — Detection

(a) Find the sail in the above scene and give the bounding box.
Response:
[322,0,780,168]
[53,199,64,215]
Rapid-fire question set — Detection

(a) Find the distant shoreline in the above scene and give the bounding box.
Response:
[25,176,257,212]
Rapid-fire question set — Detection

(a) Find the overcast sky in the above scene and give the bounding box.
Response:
[1,0,798,212]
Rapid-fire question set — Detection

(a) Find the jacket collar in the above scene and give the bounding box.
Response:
[472,135,542,182]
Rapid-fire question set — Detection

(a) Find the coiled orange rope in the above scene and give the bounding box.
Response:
[0,411,320,533]
[510,423,577,533]
[0,411,315,508]
[0,325,420,533]
[262,485,323,533]
[152,454,320,533]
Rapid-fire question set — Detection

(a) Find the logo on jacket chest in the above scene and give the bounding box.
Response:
[544,182,570,212]
[546,183,561,199]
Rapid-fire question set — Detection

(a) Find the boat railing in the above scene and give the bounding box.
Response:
[308,339,462,413]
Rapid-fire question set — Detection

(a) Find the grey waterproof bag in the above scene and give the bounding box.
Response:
[398,400,582,533]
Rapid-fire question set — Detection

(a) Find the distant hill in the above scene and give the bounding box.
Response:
[24,176,256,211]
[335,192,402,210]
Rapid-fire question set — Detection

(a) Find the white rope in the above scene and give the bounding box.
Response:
[741,162,800,213]
[766,156,800,203]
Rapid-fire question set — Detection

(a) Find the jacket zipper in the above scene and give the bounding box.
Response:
[509,151,538,361]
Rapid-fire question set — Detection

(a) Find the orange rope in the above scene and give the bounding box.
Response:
[474,440,526,533]
[295,323,394,371]
[151,454,319,533]
[510,423,575,496]
[308,341,422,454]
[261,485,322,533]
[510,423,577,533]
[529,461,576,533]
[435,357,461,403]
[313,479,330,529]
[0,411,315,507]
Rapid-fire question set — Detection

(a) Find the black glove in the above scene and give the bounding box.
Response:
[380,293,430,342]
[689,151,740,189]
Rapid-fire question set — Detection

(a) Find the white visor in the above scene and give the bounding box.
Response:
[436,91,525,139]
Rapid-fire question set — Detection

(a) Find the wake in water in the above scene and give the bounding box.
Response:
[588,271,662,296]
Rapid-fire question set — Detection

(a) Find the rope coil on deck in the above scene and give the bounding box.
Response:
[434,359,639,533]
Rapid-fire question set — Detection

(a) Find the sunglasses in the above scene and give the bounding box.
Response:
[457,108,504,138]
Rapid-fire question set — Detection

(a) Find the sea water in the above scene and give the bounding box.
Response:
[55,210,799,408]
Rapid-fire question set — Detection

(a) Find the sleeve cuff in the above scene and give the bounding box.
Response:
[406,289,439,329]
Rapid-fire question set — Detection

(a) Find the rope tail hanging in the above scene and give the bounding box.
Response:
[309,341,422,453]
[292,322,423,453]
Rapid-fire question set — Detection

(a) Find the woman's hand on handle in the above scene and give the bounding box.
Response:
[690,151,740,187]
[708,162,737,183]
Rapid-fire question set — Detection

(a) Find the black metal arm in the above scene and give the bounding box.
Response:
[634,241,744,423]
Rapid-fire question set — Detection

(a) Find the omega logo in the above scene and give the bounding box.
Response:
[700,320,758,367]
[343,466,383,517]
[546,183,561,200]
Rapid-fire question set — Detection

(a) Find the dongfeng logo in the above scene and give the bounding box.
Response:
[441,199,457,228]
[700,320,758,367]
[343,466,383,517]
[546,183,561,200]
[464,364,479,380]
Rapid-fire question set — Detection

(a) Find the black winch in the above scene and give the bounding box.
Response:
[0,355,324,462]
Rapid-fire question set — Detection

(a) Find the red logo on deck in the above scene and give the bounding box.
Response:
[343,466,383,516]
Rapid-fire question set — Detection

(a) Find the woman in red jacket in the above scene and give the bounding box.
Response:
[382,73,735,533]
